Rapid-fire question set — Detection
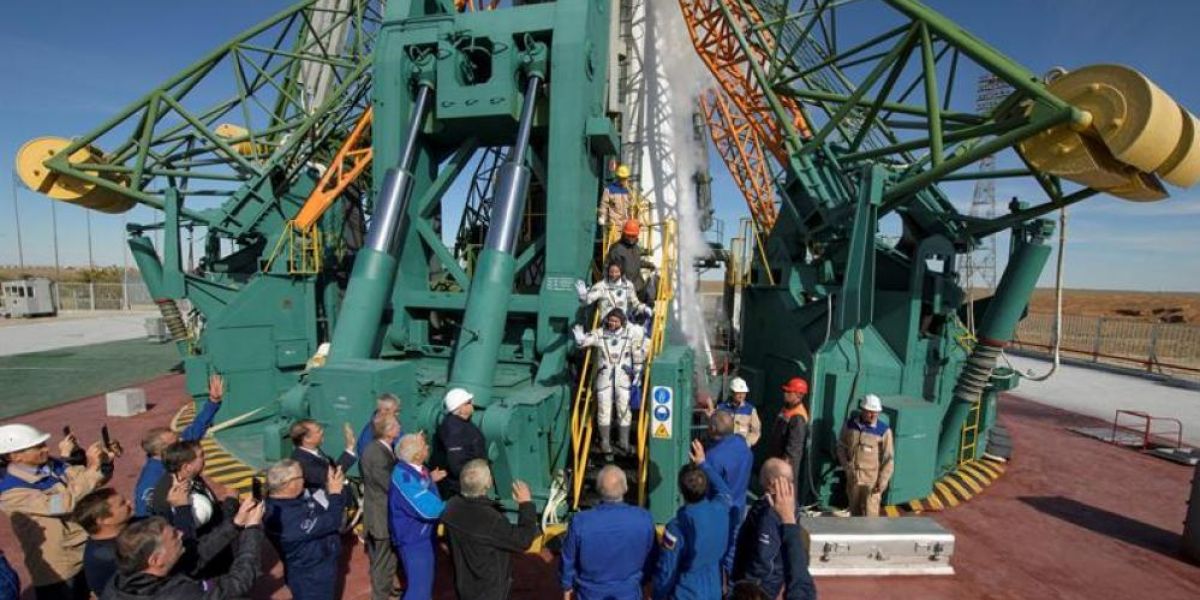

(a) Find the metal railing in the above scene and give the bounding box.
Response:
[1013,312,1200,378]
[53,282,155,311]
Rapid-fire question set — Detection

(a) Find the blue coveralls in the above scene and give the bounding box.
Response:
[651,485,731,600]
[560,501,656,600]
[731,497,817,600]
[705,434,753,572]
[133,399,220,517]
[0,549,17,600]
[389,461,445,600]
[264,490,346,600]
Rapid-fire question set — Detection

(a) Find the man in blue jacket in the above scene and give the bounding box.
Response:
[652,459,731,600]
[133,374,223,517]
[704,410,753,573]
[705,411,752,513]
[264,458,347,600]
[560,465,656,600]
[389,433,446,600]
[731,458,817,600]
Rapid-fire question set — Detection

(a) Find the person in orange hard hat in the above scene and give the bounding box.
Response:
[599,164,636,243]
[764,377,810,497]
[605,218,655,302]
[837,394,894,516]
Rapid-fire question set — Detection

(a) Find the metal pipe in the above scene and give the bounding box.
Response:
[449,75,542,407]
[365,83,431,254]
[329,83,433,362]
[936,233,1051,466]
[484,76,540,254]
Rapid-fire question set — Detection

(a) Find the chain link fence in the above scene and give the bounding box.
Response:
[54,282,155,311]
[1014,312,1200,379]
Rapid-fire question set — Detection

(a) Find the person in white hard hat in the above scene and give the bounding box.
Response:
[0,423,112,599]
[836,394,895,517]
[714,377,763,447]
[436,388,487,497]
[573,307,647,456]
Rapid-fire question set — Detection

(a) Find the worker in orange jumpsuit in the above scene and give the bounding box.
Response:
[837,394,895,516]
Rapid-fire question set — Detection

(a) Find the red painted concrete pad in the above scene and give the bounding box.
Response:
[816,395,1200,600]
[3,378,1199,599]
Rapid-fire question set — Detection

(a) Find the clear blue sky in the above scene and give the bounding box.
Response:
[2,0,1199,290]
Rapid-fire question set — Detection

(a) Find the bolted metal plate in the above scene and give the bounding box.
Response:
[803,516,956,576]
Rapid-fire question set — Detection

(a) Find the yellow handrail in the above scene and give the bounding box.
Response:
[637,219,676,505]
[569,225,617,509]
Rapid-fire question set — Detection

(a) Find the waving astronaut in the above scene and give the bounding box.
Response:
[574,261,652,323]
[572,308,647,456]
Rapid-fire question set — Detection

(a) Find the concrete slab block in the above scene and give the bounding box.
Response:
[106,388,147,417]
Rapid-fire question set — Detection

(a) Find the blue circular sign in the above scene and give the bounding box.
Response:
[653,405,671,421]
[653,387,671,404]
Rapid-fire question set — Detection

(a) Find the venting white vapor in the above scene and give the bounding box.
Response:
[630,0,716,371]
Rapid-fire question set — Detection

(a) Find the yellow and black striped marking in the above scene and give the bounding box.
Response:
[882,458,1007,517]
[172,404,259,497]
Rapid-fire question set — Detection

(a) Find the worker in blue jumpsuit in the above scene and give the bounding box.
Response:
[263,459,347,600]
[652,454,731,600]
[560,464,656,600]
[389,433,447,600]
[731,458,817,600]
[133,373,223,516]
[704,410,753,572]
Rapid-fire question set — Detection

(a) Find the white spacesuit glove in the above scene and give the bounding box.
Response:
[574,280,589,302]
[571,324,586,345]
[641,305,653,319]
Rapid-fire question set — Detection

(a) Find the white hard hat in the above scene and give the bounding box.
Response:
[0,424,51,455]
[191,492,214,528]
[729,377,749,394]
[444,388,474,413]
[860,394,883,412]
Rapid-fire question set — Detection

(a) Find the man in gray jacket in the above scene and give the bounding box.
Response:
[360,414,402,600]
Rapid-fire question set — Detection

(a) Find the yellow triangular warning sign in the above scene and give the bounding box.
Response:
[654,423,669,438]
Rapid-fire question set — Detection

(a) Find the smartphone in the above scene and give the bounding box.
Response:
[101,425,112,449]
[62,425,72,437]
[251,477,263,502]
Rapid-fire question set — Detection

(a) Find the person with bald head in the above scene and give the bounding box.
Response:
[731,459,816,599]
[560,465,655,600]
[442,459,540,600]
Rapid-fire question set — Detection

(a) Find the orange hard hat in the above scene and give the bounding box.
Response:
[781,377,808,394]
[622,218,640,236]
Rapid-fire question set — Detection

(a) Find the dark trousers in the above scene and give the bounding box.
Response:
[367,535,399,600]
[34,570,89,600]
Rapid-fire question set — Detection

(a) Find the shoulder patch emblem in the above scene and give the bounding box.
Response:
[662,530,678,550]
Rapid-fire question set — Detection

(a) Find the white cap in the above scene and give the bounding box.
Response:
[444,388,474,413]
[0,424,52,455]
[860,394,883,412]
[729,377,749,394]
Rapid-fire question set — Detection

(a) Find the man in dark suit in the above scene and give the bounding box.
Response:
[360,414,402,600]
[288,419,357,491]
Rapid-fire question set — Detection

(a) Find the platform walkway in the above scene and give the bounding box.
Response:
[0,309,157,356]
[1005,353,1200,446]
